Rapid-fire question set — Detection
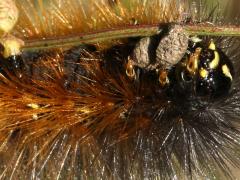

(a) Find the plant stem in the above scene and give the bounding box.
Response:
[185,24,240,36]
[22,24,240,51]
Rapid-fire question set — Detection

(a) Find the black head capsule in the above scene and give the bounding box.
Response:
[168,39,234,101]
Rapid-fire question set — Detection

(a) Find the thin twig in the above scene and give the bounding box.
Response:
[22,24,240,51]
[185,24,240,36]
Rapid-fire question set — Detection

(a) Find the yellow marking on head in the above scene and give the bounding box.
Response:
[209,51,220,69]
[222,64,232,81]
[199,68,209,78]
[208,39,216,50]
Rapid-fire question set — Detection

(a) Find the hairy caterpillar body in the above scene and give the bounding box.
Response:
[0,0,240,179]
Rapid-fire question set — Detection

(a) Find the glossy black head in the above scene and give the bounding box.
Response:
[168,39,234,102]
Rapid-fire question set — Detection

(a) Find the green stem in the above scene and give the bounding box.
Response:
[185,24,240,36]
[22,24,240,51]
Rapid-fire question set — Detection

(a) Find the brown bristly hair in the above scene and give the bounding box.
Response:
[13,0,186,40]
[1,0,240,179]
[0,51,140,137]
[0,49,148,177]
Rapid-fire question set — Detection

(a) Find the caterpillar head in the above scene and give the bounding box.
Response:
[169,39,234,102]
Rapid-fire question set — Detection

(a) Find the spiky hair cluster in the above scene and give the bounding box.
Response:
[0,0,239,179]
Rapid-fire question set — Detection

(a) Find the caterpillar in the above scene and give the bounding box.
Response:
[0,0,240,179]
